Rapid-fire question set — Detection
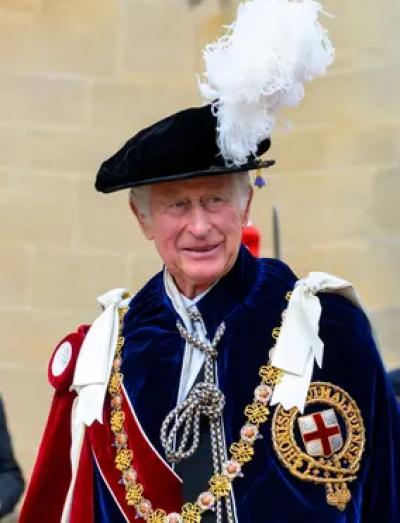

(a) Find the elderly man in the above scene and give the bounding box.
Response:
[130,173,252,299]
[19,1,400,521]
[20,103,400,523]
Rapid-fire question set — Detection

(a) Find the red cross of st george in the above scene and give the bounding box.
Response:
[303,413,340,457]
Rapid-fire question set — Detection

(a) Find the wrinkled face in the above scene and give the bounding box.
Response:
[132,175,252,298]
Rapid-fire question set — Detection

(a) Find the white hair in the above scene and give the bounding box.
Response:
[129,184,151,217]
[233,171,252,211]
[129,172,251,219]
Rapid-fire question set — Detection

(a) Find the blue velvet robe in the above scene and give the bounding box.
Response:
[94,246,400,522]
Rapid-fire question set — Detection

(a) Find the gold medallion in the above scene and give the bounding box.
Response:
[272,382,365,511]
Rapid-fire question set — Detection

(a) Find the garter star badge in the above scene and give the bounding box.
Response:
[272,382,365,511]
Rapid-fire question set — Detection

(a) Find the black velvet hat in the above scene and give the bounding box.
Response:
[95,104,274,193]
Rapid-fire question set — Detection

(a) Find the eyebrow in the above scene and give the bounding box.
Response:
[152,180,232,203]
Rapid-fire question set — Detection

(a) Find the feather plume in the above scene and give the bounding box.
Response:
[198,0,335,166]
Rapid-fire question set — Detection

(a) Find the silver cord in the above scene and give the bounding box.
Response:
[160,314,234,522]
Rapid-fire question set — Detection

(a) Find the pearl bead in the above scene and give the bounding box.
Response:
[166,513,183,523]
[197,491,215,510]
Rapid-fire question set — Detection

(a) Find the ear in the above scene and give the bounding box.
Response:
[129,199,154,240]
[241,186,254,227]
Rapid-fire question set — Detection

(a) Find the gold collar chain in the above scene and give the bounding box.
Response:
[108,292,291,523]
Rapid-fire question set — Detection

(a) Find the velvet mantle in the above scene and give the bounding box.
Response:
[21,246,400,522]
[95,246,400,522]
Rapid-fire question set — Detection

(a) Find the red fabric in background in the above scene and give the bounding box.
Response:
[241,224,261,257]
[19,325,91,523]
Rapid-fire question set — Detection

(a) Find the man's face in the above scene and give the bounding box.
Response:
[133,174,252,298]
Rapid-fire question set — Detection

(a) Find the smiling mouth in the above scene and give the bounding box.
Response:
[182,243,222,254]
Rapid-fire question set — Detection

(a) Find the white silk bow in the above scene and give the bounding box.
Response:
[270,272,363,413]
[71,288,129,426]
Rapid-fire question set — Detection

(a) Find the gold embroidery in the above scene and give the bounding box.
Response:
[108,372,122,396]
[209,474,231,498]
[272,382,365,511]
[125,483,144,506]
[182,503,202,523]
[259,364,282,385]
[229,441,255,464]
[147,509,167,523]
[110,410,125,434]
[114,448,133,472]
[244,402,269,424]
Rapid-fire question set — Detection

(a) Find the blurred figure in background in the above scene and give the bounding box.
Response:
[0,396,24,520]
[241,221,261,257]
[388,369,400,404]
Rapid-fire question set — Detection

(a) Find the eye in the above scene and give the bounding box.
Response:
[203,194,227,211]
[173,200,188,208]
[165,199,190,216]
[168,200,188,209]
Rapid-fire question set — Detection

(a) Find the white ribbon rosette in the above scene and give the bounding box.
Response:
[270,272,364,412]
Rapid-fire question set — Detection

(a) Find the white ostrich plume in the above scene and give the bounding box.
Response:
[198,0,335,166]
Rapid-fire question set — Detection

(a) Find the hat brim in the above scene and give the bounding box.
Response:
[99,159,275,193]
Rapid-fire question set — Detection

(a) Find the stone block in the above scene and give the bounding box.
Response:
[0,74,90,126]
[0,309,93,367]
[370,307,400,368]
[321,11,357,72]
[23,126,112,174]
[0,8,118,77]
[325,123,400,170]
[251,167,375,252]
[269,124,332,173]
[271,120,400,176]
[369,163,400,236]
[352,0,400,68]
[90,80,196,131]
[319,0,400,68]
[74,182,144,253]
[30,248,129,312]
[0,76,25,122]
[0,125,26,167]
[0,12,39,75]
[42,0,116,18]
[27,75,89,126]
[0,247,32,309]
[38,10,118,77]
[0,0,43,11]
[127,252,163,293]
[292,65,400,131]
[283,240,400,311]
[362,241,400,309]
[0,171,74,249]
[119,0,197,79]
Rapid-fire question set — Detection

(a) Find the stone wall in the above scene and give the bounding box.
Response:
[0,0,398,497]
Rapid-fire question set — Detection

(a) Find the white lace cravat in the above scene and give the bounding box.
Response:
[163,269,214,405]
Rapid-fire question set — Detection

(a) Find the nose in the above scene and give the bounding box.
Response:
[186,204,211,238]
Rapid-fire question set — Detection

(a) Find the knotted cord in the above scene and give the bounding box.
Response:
[160,313,234,522]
